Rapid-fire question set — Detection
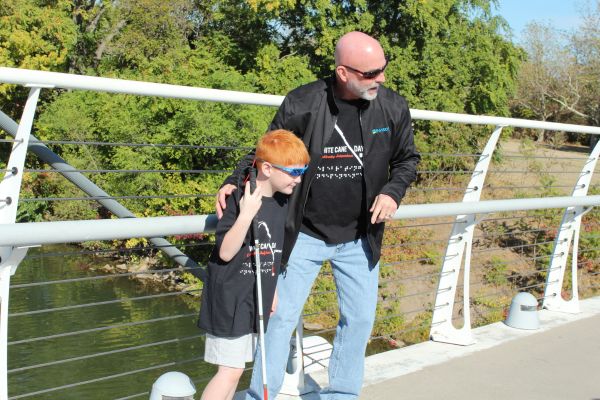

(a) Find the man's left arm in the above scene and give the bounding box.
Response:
[372,100,420,223]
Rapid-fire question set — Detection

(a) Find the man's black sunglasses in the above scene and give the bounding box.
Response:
[341,59,388,79]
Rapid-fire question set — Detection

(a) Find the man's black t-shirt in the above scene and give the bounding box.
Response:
[301,98,367,244]
[198,190,287,337]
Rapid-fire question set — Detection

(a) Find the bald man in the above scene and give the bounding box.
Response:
[216,31,420,399]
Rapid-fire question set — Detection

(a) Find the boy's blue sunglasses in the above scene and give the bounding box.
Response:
[270,163,308,177]
[255,158,308,177]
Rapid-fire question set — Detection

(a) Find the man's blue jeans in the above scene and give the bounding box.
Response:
[245,232,380,400]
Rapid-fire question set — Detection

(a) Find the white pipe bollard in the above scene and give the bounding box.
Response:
[279,318,317,396]
[149,371,196,400]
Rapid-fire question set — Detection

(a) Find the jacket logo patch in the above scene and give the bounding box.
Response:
[371,127,390,135]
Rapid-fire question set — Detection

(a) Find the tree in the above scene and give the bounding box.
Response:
[512,23,565,141]
[0,0,77,114]
[513,1,600,143]
[570,0,600,127]
[240,0,522,169]
[2,0,524,221]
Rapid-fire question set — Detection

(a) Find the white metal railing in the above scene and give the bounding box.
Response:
[3,67,600,134]
[0,196,599,247]
[0,67,599,399]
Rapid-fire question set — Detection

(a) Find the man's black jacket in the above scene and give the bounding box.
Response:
[224,76,420,265]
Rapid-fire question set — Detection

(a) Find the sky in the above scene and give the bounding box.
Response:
[493,0,584,43]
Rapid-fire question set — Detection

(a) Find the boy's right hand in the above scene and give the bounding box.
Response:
[216,184,237,219]
[239,181,262,219]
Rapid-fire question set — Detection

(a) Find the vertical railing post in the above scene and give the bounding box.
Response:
[429,125,504,345]
[542,136,600,313]
[0,87,41,400]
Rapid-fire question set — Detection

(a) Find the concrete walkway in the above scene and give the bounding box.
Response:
[237,296,600,399]
[361,312,600,400]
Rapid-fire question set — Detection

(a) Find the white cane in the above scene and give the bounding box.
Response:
[249,167,269,400]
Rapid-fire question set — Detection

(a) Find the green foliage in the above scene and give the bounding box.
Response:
[242,0,522,122]
[378,263,395,279]
[304,262,338,328]
[194,1,275,73]
[3,0,524,282]
[2,0,522,186]
[99,0,195,70]
[399,311,432,345]
[420,248,440,265]
[373,299,405,338]
[0,0,77,113]
[482,256,509,286]
[472,291,509,326]
[34,46,276,219]
[248,44,317,95]
[182,272,203,290]
[0,0,77,70]
[17,173,54,222]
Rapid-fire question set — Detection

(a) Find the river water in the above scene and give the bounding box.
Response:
[7,245,222,400]
[7,245,392,399]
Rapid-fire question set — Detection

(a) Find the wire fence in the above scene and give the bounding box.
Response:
[5,132,600,399]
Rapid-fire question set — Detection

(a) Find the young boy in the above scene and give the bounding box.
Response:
[198,129,310,400]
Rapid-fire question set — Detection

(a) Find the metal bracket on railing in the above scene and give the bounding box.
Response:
[542,137,600,313]
[0,86,41,400]
[430,125,504,346]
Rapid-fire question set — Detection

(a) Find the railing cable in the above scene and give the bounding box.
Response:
[32,138,252,151]
[8,334,203,373]
[8,356,206,400]
[8,313,197,346]
[20,193,214,202]
[25,168,230,174]
[11,265,206,289]
[9,289,200,317]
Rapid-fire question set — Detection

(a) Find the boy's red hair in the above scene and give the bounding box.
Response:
[256,129,310,167]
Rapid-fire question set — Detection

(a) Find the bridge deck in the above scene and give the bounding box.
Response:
[361,310,600,400]
[258,296,600,400]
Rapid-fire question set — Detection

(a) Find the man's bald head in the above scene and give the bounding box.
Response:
[334,32,385,67]
[333,31,387,101]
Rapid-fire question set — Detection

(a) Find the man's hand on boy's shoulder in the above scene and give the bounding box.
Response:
[216,184,237,219]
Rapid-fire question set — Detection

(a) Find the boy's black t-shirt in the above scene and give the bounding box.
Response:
[301,98,367,244]
[198,190,287,337]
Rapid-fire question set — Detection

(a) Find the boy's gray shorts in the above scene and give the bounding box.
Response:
[204,333,257,369]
